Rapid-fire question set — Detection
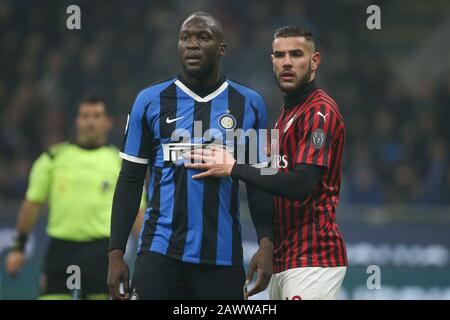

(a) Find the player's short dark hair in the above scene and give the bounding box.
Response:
[273,25,315,43]
[78,92,108,112]
[183,11,224,41]
[80,93,105,105]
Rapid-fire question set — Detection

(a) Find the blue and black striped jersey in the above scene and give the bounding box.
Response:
[120,75,268,266]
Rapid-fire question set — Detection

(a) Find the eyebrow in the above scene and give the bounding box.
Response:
[181,30,215,39]
[273,49,304,55]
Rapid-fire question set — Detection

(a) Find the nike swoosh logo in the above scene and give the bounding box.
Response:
[166,116,184,124]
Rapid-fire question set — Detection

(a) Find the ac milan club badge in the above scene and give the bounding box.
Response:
[312,129,326,149]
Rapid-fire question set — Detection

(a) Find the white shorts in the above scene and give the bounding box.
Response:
[268,266,347,300]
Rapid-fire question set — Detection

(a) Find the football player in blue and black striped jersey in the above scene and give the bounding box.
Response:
[107,12,274,300]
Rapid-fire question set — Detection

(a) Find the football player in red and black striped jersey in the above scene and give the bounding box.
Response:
[185,25,347,300]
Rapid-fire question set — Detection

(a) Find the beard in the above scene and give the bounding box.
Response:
[77,132,104,149]
[277,61,313,94]
[298,62,313,88]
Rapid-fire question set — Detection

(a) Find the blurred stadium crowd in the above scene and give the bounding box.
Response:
[1,0,449,205]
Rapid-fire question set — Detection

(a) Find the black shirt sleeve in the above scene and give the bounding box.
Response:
[245,182,274,243]
[231,163,324,202]
[109,159,147,253]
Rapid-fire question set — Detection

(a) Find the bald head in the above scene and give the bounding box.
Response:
[181,11,224,42]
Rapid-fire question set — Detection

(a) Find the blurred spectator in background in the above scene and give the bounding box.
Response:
[4,96,146,299]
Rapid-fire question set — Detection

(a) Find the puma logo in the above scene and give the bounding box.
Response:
[317,111,329,122]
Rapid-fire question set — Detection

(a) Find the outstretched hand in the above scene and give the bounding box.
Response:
[183,145,236,179]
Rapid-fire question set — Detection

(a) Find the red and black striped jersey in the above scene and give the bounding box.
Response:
[273,83,347,273]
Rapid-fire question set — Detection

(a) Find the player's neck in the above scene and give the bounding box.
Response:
[178,72,225,98]
[75,138,106,150]
[283,79,318,109]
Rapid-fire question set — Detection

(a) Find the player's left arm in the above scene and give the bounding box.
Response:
[245,183,274,297]
[244,94,274,297]
[295,102,343,169]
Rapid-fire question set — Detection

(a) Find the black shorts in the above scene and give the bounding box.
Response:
[131,251,246,300]
[41,237,109,297]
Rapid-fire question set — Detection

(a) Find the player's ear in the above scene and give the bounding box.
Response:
[219,42,226,57]
[271,53,276,72]
[311,52,321,71]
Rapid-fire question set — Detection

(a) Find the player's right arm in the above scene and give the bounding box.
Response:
[107,90,153,300]
[5,152,51,276]
[107,160,147,300]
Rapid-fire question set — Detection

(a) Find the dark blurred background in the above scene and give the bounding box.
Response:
[0,0,449,299]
